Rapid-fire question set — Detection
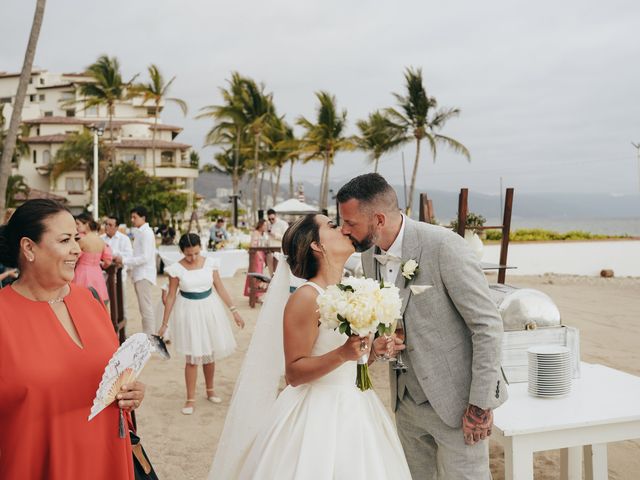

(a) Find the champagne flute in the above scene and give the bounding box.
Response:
[392,320,407,372]
[379,319,397,361]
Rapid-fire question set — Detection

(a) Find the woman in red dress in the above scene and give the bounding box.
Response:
[0,200,145,480]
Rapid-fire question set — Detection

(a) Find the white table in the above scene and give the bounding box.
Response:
[157,247,249,279]
[493,362,640,479]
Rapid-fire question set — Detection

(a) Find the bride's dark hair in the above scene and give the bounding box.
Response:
[281,214,320,279]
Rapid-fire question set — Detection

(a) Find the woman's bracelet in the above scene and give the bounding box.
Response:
[229,306,238,313]
[370,348,381,361]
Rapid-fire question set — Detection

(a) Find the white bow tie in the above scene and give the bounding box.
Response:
[374,253,402,265]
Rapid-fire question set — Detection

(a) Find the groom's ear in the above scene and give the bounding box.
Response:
[373,212,386,228]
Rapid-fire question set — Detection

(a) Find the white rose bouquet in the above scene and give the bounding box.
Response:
[317,277,402,391]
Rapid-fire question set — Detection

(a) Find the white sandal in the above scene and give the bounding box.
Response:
[206,388,222,404]
[181,399,196,415]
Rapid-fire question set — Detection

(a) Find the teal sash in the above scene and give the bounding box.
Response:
[179,288,212,300]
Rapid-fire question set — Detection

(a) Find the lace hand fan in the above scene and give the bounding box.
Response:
[88,333,169,421]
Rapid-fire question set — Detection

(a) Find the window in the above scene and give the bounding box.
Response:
[160,151,174,165]
[42,150,51,165]
[147,107,158,117]
[0,97,11,104]
[39,78,44,85]
[29,77,33,84]
[39,94,45,101]
[65,177,84,193]
[121,152,145,167]
[65,109,75,117]
[33,150,37,164]
[44,111,53,117]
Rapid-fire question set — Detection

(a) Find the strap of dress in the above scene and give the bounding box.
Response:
[300,281,324,295]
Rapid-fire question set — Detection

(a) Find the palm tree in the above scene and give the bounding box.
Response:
[297,91,355,211]
[355,110,405,173]
[76,55,138,166]
[5,175,30,208]
[239,78,275,217]
[130,64,188,176]
[263,116,294,204]
[0,0,46,219]
[51,130,105,199]
[387,67,470,215]
[197,72,249,195]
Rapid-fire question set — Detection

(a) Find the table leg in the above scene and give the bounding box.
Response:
[504,438,534,480]
[560,447,583,480]
[584,444,608,480]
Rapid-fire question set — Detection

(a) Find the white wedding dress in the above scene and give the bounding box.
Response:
[234,282,412,479]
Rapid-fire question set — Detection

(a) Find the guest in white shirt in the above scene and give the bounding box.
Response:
[114,206,157,334]
[102,215,134,319]
[266,209,289,244]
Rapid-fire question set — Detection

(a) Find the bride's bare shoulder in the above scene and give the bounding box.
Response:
[284,285,319,322]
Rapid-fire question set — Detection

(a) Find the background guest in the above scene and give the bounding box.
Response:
[266,208,288,245]
[0,199,144,479]
[114,206,157,334]
[74,213,112,305]
[209,218,229,249]
[243,219,268,300]
[102,214,134,318]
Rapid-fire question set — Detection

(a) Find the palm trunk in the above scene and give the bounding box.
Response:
[374,155,380,173]
[259,167,266,209]
[273,166,282,204]
[0,0,46,217]
[108,104,115,167]
[406,137,422,215]
[289,159,295,198]
[322,154,331,211]
[318,159,327,209]
[251,132,260,221]
[151,101,159,177]
[233,126,241,195]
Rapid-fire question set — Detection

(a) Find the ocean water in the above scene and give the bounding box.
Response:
[483,217,640,237]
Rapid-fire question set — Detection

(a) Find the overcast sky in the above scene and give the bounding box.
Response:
[3,0,640,194]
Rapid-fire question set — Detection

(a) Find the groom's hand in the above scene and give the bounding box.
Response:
[462,404,493,445]
[372,335,405,359]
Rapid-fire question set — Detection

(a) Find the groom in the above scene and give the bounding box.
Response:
[337,173,507,480]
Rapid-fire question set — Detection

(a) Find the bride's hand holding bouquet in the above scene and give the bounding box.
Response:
[317,277,402,391]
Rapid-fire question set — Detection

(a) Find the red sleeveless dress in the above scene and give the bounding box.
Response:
[0,283,134,479]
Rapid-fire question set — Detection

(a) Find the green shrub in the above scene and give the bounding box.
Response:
[484,228,628,242]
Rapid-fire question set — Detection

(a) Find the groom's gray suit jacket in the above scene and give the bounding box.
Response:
[362,218,507,428]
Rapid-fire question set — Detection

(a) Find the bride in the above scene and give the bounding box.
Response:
[209,214,411,479]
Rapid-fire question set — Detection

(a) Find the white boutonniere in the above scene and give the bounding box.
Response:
[401,259,419,288]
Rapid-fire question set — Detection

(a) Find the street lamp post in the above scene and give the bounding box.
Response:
[92,124,104,218]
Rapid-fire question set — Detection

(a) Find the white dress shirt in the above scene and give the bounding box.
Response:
[123,223,157,285]
[379,214,406,285]
[101,230,134,280]
[268,218,289,242]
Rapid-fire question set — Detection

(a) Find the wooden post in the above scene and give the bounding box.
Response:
[427,199,434,224]
[498,188,514,284]
[457,188,468,237]
[419,193,429,222]
[105,264,126,343]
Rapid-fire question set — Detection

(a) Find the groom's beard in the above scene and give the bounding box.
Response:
[350,226,376,252]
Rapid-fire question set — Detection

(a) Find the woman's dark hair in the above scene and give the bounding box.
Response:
[255,219,267,231]
[281,214,320,279]
[0,199,70,268]
[75,212,99,231]
[178,233,201,251]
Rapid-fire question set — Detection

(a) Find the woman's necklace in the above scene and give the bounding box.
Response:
[47,296,65,305]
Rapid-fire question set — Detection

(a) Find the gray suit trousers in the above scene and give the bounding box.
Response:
[396,392,491,480]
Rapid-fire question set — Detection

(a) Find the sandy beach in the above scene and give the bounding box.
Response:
[129,271,640,480]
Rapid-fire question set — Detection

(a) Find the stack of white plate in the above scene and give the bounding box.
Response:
[527,345,572,398]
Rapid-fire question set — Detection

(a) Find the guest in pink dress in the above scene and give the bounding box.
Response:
[243,219,268,298]
[73,213,112,304]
